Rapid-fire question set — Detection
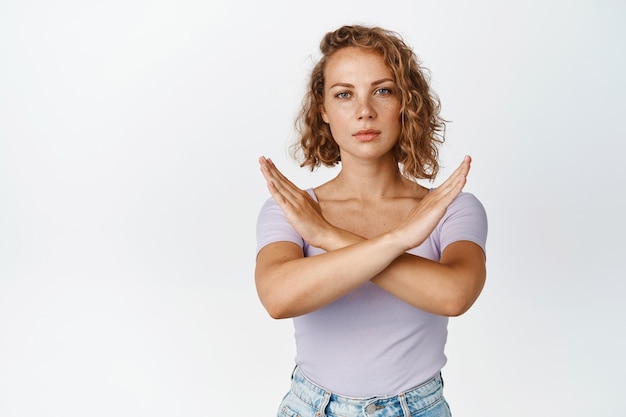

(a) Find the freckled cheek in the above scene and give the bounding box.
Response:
[324,107,357,127]
[372,99,400,114]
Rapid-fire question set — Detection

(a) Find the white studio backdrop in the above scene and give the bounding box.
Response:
[0,1,624,416]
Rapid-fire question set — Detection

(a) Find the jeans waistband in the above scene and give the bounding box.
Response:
[289,366,445,417]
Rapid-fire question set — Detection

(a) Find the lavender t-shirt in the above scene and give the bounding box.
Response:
[256,190,487,397]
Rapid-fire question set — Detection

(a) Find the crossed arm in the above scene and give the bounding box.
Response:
[255,157,486,319]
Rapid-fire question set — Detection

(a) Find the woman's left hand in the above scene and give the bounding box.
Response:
[259,156,333,249]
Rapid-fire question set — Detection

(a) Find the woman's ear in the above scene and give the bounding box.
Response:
[320,104,329,124]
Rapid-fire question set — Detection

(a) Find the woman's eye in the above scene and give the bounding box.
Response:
[375,88,392,95]
[336,91,351,99]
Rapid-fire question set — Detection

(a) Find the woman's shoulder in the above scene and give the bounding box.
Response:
[452,190,483,205]
[440,191,488,233]
[441,191,486,219]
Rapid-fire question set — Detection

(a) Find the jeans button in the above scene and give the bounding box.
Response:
[365,403,383,414]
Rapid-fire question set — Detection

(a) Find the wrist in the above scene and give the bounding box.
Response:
[319,226,362,251]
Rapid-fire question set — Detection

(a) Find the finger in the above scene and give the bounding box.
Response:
[260,157,292,189]
[420,159,469,214]
[262,159,308,204]
[260,157,291,187]
[260,158,282,192]
[445,156,471,186]
[263,164,299,201]
[434,155,471,196]
[259,157,306,208]
[266,159,298,190]
[260,157,290,200]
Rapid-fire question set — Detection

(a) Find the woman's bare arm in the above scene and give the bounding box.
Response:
[371,241,486,316]
[256,232,407,319]
[255,156,484,318]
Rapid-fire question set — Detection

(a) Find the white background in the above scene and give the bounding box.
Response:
[1,1,624,416]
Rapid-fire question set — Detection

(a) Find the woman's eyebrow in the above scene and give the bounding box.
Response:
[328,82,354,89]
[329,78,395,89]
[371,78,395,86]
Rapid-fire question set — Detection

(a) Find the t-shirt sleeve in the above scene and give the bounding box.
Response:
[438,192,488,255]
[256,197,305,254]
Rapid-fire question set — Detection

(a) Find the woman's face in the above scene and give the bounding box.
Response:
[320,47,401,163]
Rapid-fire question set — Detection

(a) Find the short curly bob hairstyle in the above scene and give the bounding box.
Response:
[292,25,446,181]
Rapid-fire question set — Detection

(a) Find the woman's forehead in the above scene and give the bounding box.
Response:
[324,47,392,84]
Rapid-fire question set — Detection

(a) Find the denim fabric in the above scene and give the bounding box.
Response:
[277,367,452,417]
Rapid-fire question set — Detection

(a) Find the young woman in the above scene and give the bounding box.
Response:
[255,25,487,417]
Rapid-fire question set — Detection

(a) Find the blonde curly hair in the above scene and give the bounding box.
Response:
[292,24,446,181]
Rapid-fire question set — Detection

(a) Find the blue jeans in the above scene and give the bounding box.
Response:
[277,367,452,417]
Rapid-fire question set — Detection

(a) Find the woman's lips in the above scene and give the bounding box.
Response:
[353,129,380,141]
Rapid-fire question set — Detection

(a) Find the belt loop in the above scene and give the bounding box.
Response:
[316,390,331,417]
[398,393,411,417]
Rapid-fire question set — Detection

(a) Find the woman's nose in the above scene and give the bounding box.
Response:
[357,99,376,119]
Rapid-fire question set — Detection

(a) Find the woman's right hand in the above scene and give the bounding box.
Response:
[259,156,334,249]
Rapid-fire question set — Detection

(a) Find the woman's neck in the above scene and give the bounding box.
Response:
[322,159,421,202]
